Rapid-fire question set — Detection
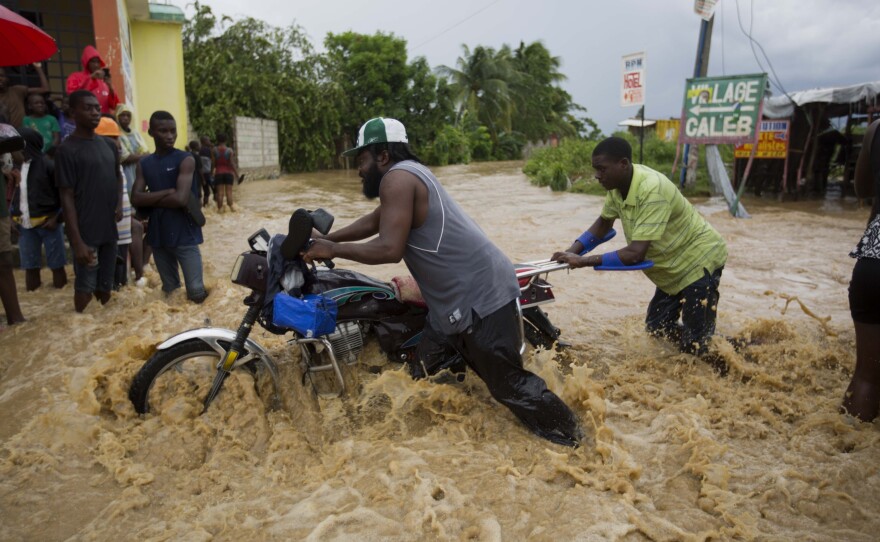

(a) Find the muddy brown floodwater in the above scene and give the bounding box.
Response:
[1,161,878,541]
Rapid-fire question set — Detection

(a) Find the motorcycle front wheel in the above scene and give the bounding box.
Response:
[129,338,254,414]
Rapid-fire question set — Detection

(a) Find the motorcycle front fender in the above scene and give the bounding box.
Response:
[157,328,281,389]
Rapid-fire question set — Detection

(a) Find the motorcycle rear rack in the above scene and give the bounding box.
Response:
[516,259,571,279]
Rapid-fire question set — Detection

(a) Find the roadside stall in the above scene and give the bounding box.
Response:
[734,81,880,197]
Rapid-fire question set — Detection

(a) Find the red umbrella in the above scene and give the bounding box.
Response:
[0,5,58,66]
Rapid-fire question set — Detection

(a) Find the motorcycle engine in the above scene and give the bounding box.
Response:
[326,322,364,364]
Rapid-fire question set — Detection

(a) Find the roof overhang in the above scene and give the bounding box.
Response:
[764,81,880,119]
[618,118,657,127]
[148,2,185,24]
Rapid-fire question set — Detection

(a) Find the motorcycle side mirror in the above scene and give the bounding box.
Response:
[310,208,334,235]
[248,228,271,253]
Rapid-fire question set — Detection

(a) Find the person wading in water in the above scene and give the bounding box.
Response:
[300,117,583,447]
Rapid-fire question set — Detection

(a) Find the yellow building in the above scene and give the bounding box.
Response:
[4,0,188,150]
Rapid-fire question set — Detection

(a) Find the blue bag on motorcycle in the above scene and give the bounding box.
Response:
[272,292,338,338]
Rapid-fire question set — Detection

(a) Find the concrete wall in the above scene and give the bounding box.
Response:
[233,116,280,179]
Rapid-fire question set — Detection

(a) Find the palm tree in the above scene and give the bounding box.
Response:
[511,41,575,142]
[437,45,519,142]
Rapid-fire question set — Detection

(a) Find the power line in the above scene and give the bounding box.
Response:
[411,0,502,52]
[734,0,793,101]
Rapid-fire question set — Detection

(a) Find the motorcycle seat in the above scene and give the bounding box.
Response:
[391,276,427,308]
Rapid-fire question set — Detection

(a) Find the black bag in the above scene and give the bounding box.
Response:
[185,193,206,227]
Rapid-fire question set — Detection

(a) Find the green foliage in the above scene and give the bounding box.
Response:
[182,5,596,171]
[322,32,455,159]
[183,3,343,171]
[323,32,410,141]
[400,57,455,152]
[494,131,527,160]
[423,124,471,166]
[525,130,737,198]
[510,41,574,142]
[438,41,600,158]
[523,138,597,189]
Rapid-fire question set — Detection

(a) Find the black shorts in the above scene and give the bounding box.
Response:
[849,258,880,324]
[215,173,235,185]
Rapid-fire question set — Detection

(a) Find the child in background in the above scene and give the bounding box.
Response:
[10,128,67,290]
[55,96,76,143]
[94,116,133,289]
[23,94,60,152]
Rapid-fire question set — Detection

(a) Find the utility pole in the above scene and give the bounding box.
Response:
[638,105,645,164]
[680,15,714,188]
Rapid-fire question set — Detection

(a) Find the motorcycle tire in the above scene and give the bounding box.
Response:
[129,338,250,414]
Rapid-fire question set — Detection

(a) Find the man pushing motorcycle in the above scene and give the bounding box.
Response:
[299,117,583,447]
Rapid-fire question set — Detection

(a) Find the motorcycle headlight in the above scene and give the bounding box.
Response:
[230,252,269,292]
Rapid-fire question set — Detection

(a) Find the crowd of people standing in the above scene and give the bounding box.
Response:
[0,46,240,323]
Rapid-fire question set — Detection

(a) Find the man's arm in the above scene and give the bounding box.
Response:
[324,207,381,242]
[130,161,174,207]
[306,170,415,265]
[560,240,651,268]
[147,155,196,209]
[229,149,238,177]
[553,216,615,258]
[59,187,91,264]
[113,143,123,221]
[66,72,90,94]
[26,63,49,94]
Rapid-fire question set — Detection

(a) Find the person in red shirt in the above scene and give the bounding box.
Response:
[212,133,238,212]
[65,46,119,115]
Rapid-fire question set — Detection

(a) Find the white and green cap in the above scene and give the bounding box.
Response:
[342,117,408,157]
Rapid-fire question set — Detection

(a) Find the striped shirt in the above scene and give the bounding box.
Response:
[601,164,727,295]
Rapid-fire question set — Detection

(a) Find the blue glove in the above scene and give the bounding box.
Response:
[595,251,655,271]
[576,228,616,255]
[600,251,623,267]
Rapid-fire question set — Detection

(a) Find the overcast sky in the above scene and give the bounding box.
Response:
[195,0,880,135]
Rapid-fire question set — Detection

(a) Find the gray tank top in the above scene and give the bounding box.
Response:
[390,160,520,335]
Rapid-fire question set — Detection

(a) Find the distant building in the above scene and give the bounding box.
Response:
[4,0,189,150]
[618,117,680,142]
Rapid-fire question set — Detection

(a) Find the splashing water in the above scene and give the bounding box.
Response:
[1,162,876,540]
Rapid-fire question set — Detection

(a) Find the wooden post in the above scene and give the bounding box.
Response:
[680,15,714,188]
[804,104,826,193]
[781,116,792,194]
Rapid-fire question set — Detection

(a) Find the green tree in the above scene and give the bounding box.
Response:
[323,32,454,155]
[183,3,343,171]
[438,45,518,143]
[510,41,601,142]
[323,32,409,144]
[399,57,455,151]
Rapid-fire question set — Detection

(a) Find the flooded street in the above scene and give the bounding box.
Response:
[1,161,877,541]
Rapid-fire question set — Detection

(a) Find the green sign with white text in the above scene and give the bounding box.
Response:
[678,73,768,145]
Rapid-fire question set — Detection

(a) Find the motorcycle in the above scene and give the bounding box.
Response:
[128,209,576,415]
